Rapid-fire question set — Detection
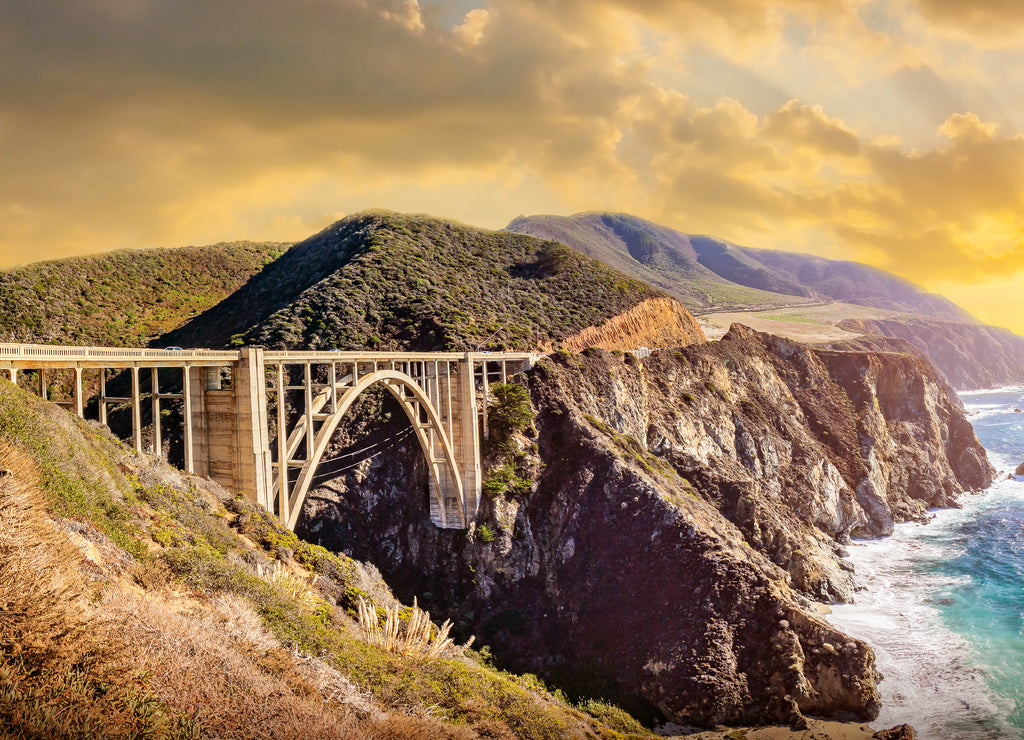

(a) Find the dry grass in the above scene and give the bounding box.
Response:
[257,559,320,609]
[0,442,197,738]
[99,587,362,740]
[0,444,96,668]
[357,596,471,660]
[0,449,492,739]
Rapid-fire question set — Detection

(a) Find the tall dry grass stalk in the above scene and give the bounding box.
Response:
[256,559,320,608]
[356,596,471,660]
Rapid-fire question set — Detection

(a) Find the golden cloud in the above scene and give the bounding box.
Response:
[911,0,1024,38]
[2,0,1024,331]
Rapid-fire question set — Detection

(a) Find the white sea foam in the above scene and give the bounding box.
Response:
[829,513,1016,736]
[827,478,1023,739]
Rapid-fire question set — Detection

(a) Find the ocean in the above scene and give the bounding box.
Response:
[827,387,1024,740]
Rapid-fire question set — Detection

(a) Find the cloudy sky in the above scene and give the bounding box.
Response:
[3,0,1024,330]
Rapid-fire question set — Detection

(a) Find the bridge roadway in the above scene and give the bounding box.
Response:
[0,343,540,529]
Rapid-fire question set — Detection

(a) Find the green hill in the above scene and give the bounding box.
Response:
[165,211,670,352]
[0,242,290,347]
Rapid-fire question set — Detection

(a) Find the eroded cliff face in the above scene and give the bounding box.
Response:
[295,325,992,728]
[559,296,706,352]
[836,316,1024,391]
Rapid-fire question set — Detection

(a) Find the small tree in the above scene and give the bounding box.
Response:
[488,383,532,440]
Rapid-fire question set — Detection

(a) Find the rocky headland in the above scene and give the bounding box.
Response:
[836,316,1024,391]
[297,324,993,728]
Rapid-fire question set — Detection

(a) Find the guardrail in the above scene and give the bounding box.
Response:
[262,350,541,363]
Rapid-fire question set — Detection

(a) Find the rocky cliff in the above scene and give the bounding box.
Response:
[559,297,706,352]
[295,326,992,728]
[837,316,1024,391]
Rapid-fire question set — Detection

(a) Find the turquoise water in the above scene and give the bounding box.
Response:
[828,387,1024,740]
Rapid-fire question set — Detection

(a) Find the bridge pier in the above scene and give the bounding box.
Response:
[197,350,273,505]
[457,355,482,520]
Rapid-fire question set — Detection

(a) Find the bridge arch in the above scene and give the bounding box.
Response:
[284,370,464,531]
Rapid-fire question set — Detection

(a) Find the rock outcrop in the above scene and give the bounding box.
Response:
[559,297,706,352]
[295,326,992,728]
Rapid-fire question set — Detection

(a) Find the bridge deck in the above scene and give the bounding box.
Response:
[0,342,538,368]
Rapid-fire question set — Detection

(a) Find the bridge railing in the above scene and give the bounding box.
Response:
[0,343,241,363]
[262,350,541,363]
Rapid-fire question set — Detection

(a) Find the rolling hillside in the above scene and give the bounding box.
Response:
[507,212,972,321]
[505,212,808,311]
[0,242,290,347]
[165,211,703,352]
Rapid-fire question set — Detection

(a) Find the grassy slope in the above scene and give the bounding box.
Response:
[720,243,974,322]
[0,242,289,347]
[165,211,664,352]
[505,213,808,312]
[0,379,649,739]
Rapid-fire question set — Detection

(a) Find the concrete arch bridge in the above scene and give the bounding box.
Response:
[0,345,539,529]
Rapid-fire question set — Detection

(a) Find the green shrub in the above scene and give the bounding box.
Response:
[477,523,497,542]
[489,383,534,440]
[576,698,652,736]
[483,463,531,498]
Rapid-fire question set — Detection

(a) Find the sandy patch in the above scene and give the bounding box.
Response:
[659,717,882,739]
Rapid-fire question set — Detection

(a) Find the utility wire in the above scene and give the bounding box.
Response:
[307,426,416,484]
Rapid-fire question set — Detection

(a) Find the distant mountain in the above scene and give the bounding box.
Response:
[165,210,703,352]
[505,213,808,310]
[699,240,974,321]
[0,242,289,347]
[507,212,973,322]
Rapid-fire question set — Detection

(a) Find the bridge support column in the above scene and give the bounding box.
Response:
[151,368,162,457]
[234,348,273,509]
[200,353,271,506]
[275,364,289,526]
[73,367,83,418]
[130,367,142,454]
[186,366,214,477]
[183,366,195,474]
[99,371,108,426]
[458,354,482,521]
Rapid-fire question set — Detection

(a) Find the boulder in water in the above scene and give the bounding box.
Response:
[873,725,917,740]
[1016,461,1024,476]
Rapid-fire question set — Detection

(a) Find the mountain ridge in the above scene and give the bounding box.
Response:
[506,212,973,322]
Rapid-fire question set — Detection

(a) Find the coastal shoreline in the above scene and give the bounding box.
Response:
[822,387,1024,739]
[660,716,889,739]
